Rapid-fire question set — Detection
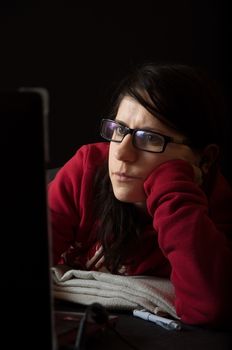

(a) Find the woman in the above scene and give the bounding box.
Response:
[48,62,232,326]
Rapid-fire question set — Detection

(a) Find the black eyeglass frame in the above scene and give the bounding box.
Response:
[100,118,190,153]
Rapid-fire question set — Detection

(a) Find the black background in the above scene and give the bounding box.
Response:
[0,0,231,178]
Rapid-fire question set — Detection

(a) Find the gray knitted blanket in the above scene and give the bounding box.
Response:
[52,265,178,319]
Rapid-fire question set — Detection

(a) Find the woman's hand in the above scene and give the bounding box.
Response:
[153,142,203,186]
[191,163,203,185]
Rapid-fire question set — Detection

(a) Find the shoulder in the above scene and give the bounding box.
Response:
[54,142,109,181]
[209,170,232,205]
[48,142,109,192]
[75,142,109,163]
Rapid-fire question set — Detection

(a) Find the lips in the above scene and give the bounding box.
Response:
[113,172,141,181]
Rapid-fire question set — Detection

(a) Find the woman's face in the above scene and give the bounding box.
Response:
[108,96,201,206]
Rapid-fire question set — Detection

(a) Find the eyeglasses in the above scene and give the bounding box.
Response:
[100,118,190,153]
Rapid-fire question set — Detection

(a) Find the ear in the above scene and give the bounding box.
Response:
[199,144,220,175]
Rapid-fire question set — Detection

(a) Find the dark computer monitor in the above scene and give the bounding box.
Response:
[1,88,55,349]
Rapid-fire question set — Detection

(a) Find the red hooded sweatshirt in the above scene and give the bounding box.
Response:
[48,142,232,327]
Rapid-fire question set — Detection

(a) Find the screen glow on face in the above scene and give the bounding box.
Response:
[100,118,177,153]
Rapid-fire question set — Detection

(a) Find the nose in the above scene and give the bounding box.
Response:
[113,134,138,162]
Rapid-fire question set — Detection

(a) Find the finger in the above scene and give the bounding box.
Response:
[95,255,105,269]
[191,164,203,185]
[86,246,104,269]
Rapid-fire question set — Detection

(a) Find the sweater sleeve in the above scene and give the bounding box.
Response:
[47,147,87,264]
[48,143,106,265]
[144,159,232,326]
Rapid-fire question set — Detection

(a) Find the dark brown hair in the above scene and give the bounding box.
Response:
[94,62,227,272]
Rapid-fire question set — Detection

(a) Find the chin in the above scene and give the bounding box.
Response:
[113,189,145,204]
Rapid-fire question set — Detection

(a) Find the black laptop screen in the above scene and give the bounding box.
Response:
[1,89,54,349]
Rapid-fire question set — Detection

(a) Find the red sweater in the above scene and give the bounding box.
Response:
[48,142,232,326]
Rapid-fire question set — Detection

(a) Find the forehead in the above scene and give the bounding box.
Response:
[116,96,185,139]
[116,96,161,128]
[116,96,171,133]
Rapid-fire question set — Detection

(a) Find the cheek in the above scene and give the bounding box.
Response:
[108,146,114,173]
[142,154,171,176]
[109,143,167,177]
[165,144,201,165]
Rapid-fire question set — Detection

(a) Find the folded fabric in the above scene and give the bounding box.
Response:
[51,265,179,319]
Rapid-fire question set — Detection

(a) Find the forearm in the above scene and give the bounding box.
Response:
[47,167,81,265]
[144,159,232,325]
[49,209,77,265]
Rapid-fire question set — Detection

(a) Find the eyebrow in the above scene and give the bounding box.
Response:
[114,118,167,134]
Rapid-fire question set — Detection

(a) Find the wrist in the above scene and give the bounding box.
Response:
[144,159,195,195]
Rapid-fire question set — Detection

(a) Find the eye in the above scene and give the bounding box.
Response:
[115,125,126,136]
[144,132,163,146]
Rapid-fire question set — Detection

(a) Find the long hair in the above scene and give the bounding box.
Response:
[94,62,227,273]
[93,160,149,273]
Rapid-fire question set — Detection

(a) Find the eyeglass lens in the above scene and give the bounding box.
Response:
[101,119,165,152]
[134,130,164,152]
